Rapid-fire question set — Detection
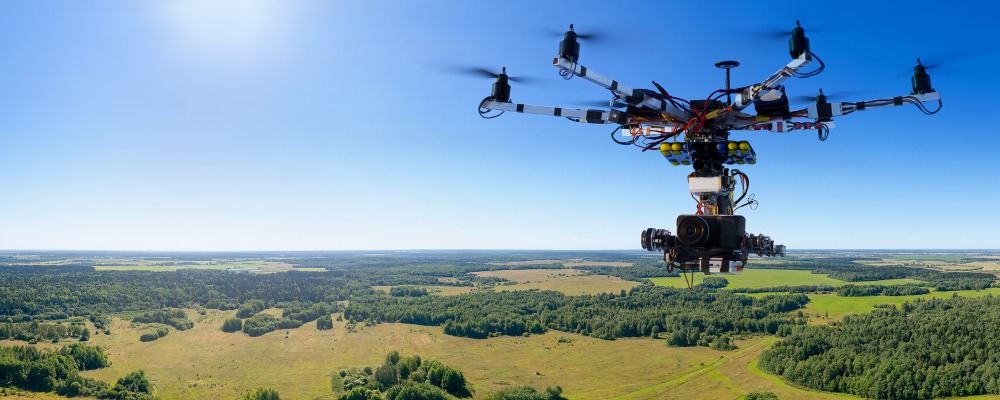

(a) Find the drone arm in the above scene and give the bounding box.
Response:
[481,100,630,124]
[806,91,942,120]
[728,53,814,112]
[552,57,693,122]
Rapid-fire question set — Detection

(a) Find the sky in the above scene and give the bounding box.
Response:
[0,1,996,251]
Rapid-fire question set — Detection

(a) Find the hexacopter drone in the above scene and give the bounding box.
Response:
[473,21,941,279]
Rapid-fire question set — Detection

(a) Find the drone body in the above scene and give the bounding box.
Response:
[476,22,942,279]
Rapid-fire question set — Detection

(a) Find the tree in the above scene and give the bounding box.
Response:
[243,387,281,400]
[744,391,779,400]
[222,317,244,333]
[375,362,399,390]
[316,315,334,330]
[114,370,153,395]
[79,328,90,342]
[485,385,563,400]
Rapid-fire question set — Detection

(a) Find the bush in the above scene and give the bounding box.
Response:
[744,391,779,400]
[139,333,159,342]
[222,317,243,333]
[316,315,334,330]
[243,387,280,400]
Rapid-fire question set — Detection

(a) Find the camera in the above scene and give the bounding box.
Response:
[675,214,745,248]
[641,214,784,274]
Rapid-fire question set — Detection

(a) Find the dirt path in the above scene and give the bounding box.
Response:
[614,337,861,400]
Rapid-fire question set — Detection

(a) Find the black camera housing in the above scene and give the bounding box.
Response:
[675,214,746,248]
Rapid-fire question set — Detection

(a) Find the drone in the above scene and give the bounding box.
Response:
[471,21,942,281]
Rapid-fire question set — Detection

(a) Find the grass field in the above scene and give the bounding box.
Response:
[803,287,1000,320]
[372,285,477,296]
[78,310,731,400]
[889,254,967,262]
[93,261,325,273]
[648,269,922,289]
[616,336,862,400]
[472,269,639,295]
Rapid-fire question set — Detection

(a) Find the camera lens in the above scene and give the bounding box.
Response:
[641,228,654,251]
[640,228,672,251]
[676,216,710,246]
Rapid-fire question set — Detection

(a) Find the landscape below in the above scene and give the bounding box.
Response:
[1,249,998,400]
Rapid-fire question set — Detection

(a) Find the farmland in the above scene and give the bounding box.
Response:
[2,250,998,399]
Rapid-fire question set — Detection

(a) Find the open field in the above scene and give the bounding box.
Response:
[889,254,967,262]
[803,287,1000,320]
[79,311,732,400]
[372,285,477,296]
[472,269,639,295]
[93,261,325,273]
[648,268,922,289]
[616,337,862,400]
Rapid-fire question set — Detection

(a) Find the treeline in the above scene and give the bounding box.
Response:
[760,295,1000,399]
[286,250,640,269]
[389,286,428,297]
[0,269,372,321]
[0,343,154,399]
[345,286,808,345]
[732,285,835,294]
[575,265,678,282]
[0,321,89,343]
[131,309,193,331]
[836,284,930,297]
[753,258,995,290]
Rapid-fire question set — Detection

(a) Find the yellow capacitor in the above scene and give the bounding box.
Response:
[738,141,751,155]
[669,161,680,166]
[681,160,691,166]
[659,143,671,156]
[671,142,683,155]
[727,141,738,155]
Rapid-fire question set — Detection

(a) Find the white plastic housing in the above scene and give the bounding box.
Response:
[689,176,723,194]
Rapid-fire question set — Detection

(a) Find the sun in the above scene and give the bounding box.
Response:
[151,0,301,68]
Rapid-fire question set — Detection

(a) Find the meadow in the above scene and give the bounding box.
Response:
[77,310,730,400]
[647,268,922,289]
[471,269,639,295]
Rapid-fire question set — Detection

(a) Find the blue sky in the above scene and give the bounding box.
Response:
[0,1,996,251]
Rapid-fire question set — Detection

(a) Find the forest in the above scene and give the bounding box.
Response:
[759,295,1000,399]
[0,343,153,399]
[344,286,808,343]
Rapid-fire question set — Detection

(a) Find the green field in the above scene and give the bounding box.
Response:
[648,268,922,289]
[804,287,1000,320]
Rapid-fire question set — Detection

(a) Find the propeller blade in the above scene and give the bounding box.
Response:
[444,66,536,83]
[542,25,608,42]
[791,90,876,103]
[753,21,828,39]
[461,67,502,79]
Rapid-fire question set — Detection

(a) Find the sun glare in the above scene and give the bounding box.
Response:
[152,0,300,68]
